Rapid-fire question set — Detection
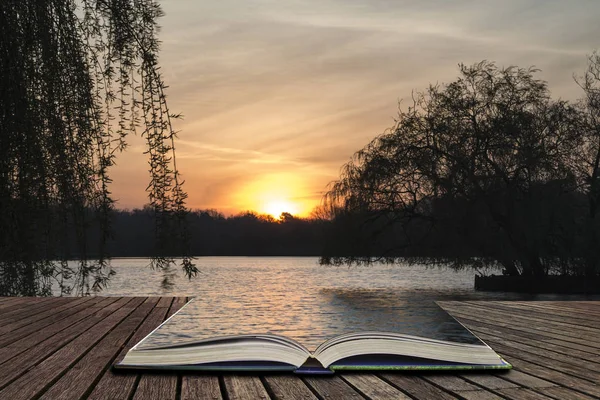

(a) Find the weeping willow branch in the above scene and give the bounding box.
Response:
[0,0,197,296]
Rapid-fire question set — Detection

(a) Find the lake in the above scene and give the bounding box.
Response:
[71,257,591,349]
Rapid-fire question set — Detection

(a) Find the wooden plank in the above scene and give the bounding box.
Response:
[223,376,270,400]
[466,322,600,362]
[0,297,43,312]
[133,374,178,400]
[464,302,600,329]
[168,296,189,318]
[0,296,118,366]
[460,374,519,390]
[0,298,597,400]
[442,305,600,352]
[156,296,173,309]
[496,353,600,398]
[0,297,142,400]
[495,388,556,400]
[453,314,600,357]
[496,370,557,389]
[423,375,482,391]
[0,298,102,346]
[444,302,600,338]
[263,375,317,400]
[0,297,131,390]
[537,386,600,400]
[379,374,458,400]
[504,302,600,320]
[455,391,505,400]
[131,298,184,399]
[304,376,364,400]
[482,302,600,326]
[87,302,172,400]
[0,297,71,325]
[483,339,600,383]
[341,374,410,399]
[473,328,600,373]
[38,297,158,400]
[181,375,222,400]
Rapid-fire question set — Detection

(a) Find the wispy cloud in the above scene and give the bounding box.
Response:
[109,0,600,214]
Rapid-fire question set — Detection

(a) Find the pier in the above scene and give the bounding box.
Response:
[0,297,598,399]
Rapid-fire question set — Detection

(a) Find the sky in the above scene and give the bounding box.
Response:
[110,0,600,217]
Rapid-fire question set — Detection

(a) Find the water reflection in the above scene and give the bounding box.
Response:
[61,257,599,351]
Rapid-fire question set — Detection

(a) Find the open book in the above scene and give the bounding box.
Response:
[115,299,510,373]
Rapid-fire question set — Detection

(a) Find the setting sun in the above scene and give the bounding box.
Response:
[231,173,318,217]
[264,200,298,219]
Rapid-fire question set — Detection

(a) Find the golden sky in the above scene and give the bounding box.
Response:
[110,0,600,217]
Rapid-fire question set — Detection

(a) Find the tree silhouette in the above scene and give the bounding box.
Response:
[576,51,600,277]
[323,62,588,277]
[0,0,197,296]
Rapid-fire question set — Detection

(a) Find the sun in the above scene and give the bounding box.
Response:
[264,200,298,219]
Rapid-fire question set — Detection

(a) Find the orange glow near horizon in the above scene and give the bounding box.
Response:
[232,173,317,218]
[264,200,298,218]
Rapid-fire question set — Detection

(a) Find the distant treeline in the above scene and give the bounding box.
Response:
[83,209,329,257]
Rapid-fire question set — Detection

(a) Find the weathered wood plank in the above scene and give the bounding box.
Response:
[460,373,519,390]
[444,301,600,338]
[131,298,185,399]
[379,374,458,400]
[304,376,364,399]
[168,296,189,318]
[87,301,172,400]
[472,327,600,372]
[494,354,600,398]
[156,296,173,309]
[466,321,600,362]
[263,375,317,400]
[0,297,130,390]
[495,387,556,400]
[1,298,600,400]
[0,296,102,346]
[479,302,600,327]
[0,296,118,366]
[464,301,600,330]
[341,374,411,399]
[133,374,178,400]
[181,375,222,400]
[38,297,157,400]
[454,391,505,400]
[0,297,44,312]
[483,339,600,383]
[452,313,600,357]
[422,375,482,392]
[0,297,72,326]
[496,370,557,389]
[0,297,142,400]
[442,304,600,352]
[537,386,600,400]
[223,376,270,400]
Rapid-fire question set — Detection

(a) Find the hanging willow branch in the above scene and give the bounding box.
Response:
[0,0,197,296]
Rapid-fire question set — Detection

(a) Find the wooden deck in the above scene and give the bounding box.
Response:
[0,298,599,400]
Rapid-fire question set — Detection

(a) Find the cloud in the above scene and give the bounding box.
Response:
[110,0,600,214]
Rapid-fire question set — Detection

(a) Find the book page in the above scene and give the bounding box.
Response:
[136,289,484,352]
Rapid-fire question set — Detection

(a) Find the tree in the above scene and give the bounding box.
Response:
[0,0,197,296]
[575,51,600,277]
[323,62,585,276]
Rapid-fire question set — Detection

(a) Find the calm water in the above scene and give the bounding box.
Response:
[73,257,591,349]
